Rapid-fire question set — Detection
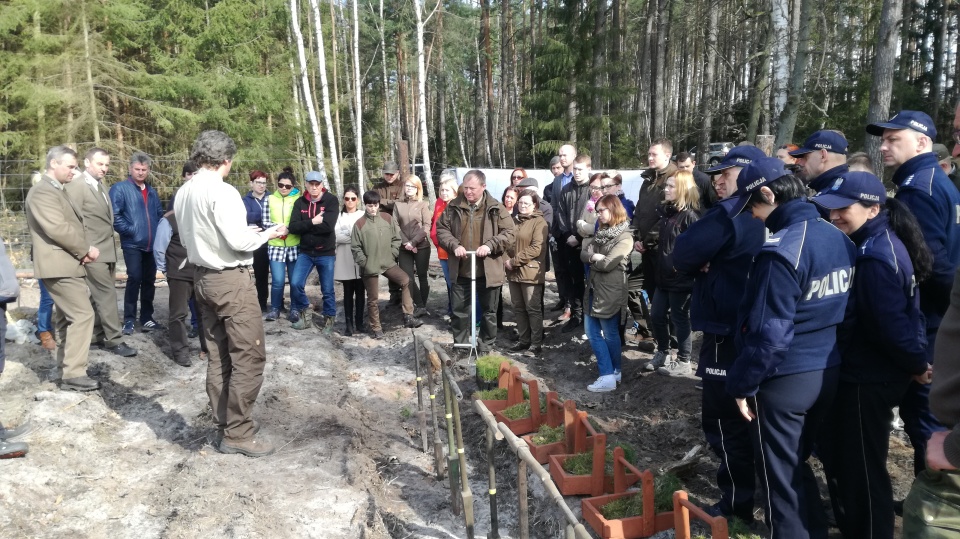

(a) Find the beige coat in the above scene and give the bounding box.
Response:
[26,176,90,279]
[64,173,117,263]
[393,199,433,249]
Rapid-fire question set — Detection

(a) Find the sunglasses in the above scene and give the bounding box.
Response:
[278,183,293,189]
[344,196,358,201]
[511,175,524,180]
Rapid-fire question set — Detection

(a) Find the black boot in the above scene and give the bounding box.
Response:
[344,319,354,337]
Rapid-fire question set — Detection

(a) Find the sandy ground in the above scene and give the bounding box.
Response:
[0,267,917,538]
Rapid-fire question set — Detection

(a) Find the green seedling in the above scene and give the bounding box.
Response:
[399,406,412,420]
[501,401,531,420]
[476,354,510,382]
[531,424,564,445]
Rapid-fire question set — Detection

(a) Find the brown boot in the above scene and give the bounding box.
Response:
[38,331,56,351]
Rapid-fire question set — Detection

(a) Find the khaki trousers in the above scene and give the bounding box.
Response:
[363,265,412,331]
[508,281,544,346]
[43,276,95,380]
[84,261,122,347]
[194,267,266,442]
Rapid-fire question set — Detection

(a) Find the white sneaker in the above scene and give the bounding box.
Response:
[644,350,669,371]
[614,369,622,382]
[657,360,692,376]
[587,374,617,392]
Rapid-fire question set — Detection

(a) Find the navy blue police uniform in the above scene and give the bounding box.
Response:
[673,202,765,522]
[728,194,856,539]
[891,151,960,474]
[826,214,927,539]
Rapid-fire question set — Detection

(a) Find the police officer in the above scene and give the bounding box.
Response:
[811,172,932,539]
[788,130,850,193]
[726,157,856,539]
[673,147,766,524]
[866,110,960,475]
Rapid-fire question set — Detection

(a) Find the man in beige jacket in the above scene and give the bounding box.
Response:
[26,146,101,391]
[64,148,136,358]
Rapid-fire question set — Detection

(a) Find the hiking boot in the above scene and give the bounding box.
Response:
[60,376,101,392]
[413,306,429,318]
[38,331,56,351]
[658,360,692,376]
[288,309,302,323]
[187,326,199,339]
[263,309,280,322]
[403,314,423,328]
[218,436,275,458]
[0,440,28,459]
[587,374,617,393]
[172,353,192,367]
[121,320,135,336]
[524,345,542,358]
[208,421,261,449]
[644,350,670,372]
[372,329,385,339]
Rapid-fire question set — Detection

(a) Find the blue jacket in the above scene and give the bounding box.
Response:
[243,191,268,228]
[727,199,856,398]
[808,163,849,194]
[674,204,765,379]
[838,214,927,383]
[619,193,636,222]
[110,178,164,251]
[893,152,960,328]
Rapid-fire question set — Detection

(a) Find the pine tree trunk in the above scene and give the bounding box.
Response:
[866,0,903,174]
[698,0,719,158]
[81,7,100,145]
[775,0,813,145]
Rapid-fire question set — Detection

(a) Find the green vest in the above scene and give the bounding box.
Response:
[267,189,302,247]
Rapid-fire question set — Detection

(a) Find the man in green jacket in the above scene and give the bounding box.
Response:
[351,190,422,338]
[436,169,516,353]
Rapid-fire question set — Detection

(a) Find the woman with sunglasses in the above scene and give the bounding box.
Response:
[509,168,528,188]
[333,187,366,336]
[393,176,432,316]
[262,167,302,323]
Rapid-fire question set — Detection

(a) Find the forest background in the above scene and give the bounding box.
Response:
[0,0,955,203]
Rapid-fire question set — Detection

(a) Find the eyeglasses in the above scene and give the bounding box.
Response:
[601,183,617,190]
[252,180,266,185]
[590,185,603,191]
[278,183,293,189]
[511,175,524,180]
[344,196,358,201]
[597,207,611,213]
[404,184,417,188]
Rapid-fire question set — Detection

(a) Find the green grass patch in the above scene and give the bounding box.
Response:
[597,473,682,520]
[561,442,637,476]
[531,424,564,445]
[476,354,510,382]
[501,401,531,420]
[473,388,509,400]
[728,517,762,538]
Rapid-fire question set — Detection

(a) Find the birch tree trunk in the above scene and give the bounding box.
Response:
[769,0,790,127]
[286,32,307,162]
[413,0,435,201]
[866,0,903,173]
[775,0,813,145]
[307,0,341,194]
[698,0,719,158]
[352,0,366,191]
[290,0,326,173]
[379,0,395,160]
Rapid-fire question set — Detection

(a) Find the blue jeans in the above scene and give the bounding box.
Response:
[651,289,692,360]
[291,254,336,316]
[37,279,54,333]
[122,247,156,323]
[585,294,621,376]
[269,259,296,311]
[439,259,453,315]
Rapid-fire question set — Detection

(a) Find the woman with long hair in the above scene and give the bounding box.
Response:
[509,167,528,188]
[334,187,366,336]
[645,170,700,376]
[393,176,432,315]
[431,175,458,318]
[581,195,634,392]
[812,173,932,539]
